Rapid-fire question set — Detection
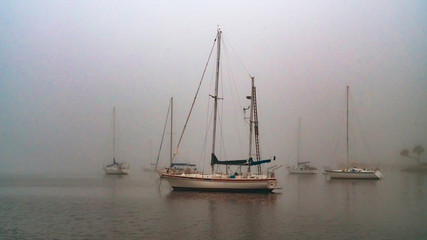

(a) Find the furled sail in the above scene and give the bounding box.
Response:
[211,153,247,166]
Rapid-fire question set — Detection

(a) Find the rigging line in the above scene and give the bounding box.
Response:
[218,93,227,161]
[217,102,226,159]
[219,71,225,160]
[222,34,252,79]
[172,35,217,161]
[200,103,214,172]
[329,96,345,165]
[199,96,212,171]
[218,47,234,161]
[347,94,358,164]
[155,100,171,170]
[214,37,228,164]
[222,37,247,112]
[200,62,216,172]
[222,40,247,156]
[349,93,374,161]
[103,111,113,164]
[115,108,120,161]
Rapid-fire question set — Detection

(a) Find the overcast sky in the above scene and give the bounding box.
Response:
[1,1,426,176]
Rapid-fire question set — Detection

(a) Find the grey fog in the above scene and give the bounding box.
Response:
[0,0,426,176]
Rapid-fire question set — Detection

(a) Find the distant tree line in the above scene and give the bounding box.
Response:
[401,145,425,165]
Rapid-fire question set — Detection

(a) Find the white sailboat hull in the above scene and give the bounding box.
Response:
[287,165,317,174]
[287,168,317,174]
[162,173,278,192]
[103,166,129,175]
[325,169,382,179]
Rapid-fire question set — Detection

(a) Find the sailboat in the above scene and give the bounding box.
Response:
[160,28,280,192]
[142,140,157,172]
[324,86,382,179]
[287,118,317,174]
[155,97,198,176]
[103,107,129,175]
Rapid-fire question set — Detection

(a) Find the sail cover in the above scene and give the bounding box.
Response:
[211,154,272,166]
[106,158,119,167]
[211,153,247,166]
[106,162,119,167]
[247,157,271,166]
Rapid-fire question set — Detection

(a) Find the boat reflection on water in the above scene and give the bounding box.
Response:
[166,191,278,204]
[163,190,279,240]
[325,177,380,186]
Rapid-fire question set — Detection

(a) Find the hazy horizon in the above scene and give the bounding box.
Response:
[1,1,426,176]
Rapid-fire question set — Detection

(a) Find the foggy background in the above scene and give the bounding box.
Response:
[1,1,426,176]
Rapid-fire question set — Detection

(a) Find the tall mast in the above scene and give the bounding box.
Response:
[346,86,349,167]
[248,77,254,172]
[252,77,262,174]
[248,77,255,173]
[297,117,301,165]
[170,97,173,165]
[211,28,221,172]
[150,139,153,164]
[113,106,116,164]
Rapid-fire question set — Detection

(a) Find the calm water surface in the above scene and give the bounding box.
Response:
[1,169,426,239]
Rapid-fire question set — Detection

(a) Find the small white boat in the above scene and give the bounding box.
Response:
[287,118,317,174]
[103,107,129,175]
[287,162,317,174]
[324,86,382,180]
[143,140,157,172]
[325,167,382,179]
[104,160,129,175]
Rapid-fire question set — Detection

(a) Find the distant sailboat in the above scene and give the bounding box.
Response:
[160,28,280,192]
[324,86,382,179]
[287,118,317,174]
[142,140,157,172]
[155,97,198,176]
[103,107,129,175]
